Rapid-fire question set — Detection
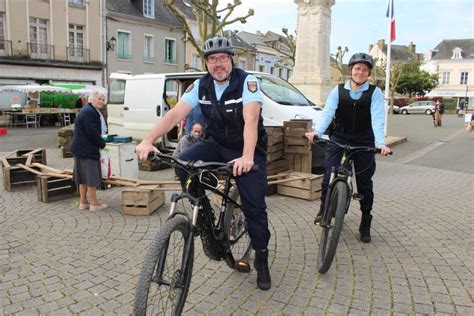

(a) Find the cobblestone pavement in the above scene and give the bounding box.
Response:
[1,146,473,315]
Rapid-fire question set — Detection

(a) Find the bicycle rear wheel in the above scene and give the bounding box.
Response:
[223,187,252,270]
[317,181,348,274]
[133,215,194,316]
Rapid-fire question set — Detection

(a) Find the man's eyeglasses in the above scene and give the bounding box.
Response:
[206,55,230,64]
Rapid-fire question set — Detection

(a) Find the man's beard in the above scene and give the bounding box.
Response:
[212,67,230,82]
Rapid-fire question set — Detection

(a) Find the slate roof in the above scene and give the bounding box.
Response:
[107,0,182,27]
[382,44,421,62]
[431,39,474,60]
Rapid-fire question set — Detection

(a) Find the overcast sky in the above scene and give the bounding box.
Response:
[228,0,474,61]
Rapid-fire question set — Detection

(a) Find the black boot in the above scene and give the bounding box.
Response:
[314,203,324,225]
[254,249,271,290]
[359,214,372,243]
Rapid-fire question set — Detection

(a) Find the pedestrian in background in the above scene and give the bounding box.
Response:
[458,99,465,118]
[172,123,203,158]
[433,99,445,127]
[71,90,108,211]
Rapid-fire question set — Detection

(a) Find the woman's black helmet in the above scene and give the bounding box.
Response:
[203,36,234,58]
[348,53,374,69]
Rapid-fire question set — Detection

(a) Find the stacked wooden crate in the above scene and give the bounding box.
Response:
[58,124,74,158]
[265,127,289,195]
[37,175,78,203]
[283,120,312,174]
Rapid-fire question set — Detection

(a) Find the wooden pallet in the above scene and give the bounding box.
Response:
[122,186,165,216]
[1,149,47,169]
[37,175,78,203]
[138,159,170,171]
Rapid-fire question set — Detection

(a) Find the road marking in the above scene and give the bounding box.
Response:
[396,129,465,164]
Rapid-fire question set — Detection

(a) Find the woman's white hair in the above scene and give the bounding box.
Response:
[88,90,107,103]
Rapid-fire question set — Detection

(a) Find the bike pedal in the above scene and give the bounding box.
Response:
[235,260,251,273]
[352,193,364,201]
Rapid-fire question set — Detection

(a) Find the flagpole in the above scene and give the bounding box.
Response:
[384,0,393,136]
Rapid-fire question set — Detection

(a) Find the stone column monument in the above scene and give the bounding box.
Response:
[290,0,335,105]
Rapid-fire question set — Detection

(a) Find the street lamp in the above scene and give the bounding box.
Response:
[106,36,116,51]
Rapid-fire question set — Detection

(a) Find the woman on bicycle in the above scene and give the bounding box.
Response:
[306,53,391,243]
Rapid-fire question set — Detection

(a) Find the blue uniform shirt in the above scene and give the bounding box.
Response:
[315,81,386,147]
[181,74,263,108]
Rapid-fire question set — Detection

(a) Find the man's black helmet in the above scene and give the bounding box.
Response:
[348,53,374,69]
[203,36,234,58]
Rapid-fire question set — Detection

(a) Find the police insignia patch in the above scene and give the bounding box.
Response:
[247,81,258,93]
[185,83,194,93]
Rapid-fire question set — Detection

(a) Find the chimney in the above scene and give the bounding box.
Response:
[369,44,374,52]
[256,31,262,36]
[377,39,385,50]
[408,42,416,53]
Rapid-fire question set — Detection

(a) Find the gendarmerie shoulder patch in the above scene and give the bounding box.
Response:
[247,80,258,93]
[185,83,194,93]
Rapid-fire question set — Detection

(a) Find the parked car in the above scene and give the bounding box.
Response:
[400,101,434,115]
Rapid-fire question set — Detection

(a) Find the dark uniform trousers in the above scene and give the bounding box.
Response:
[178,139,271,251]
[321,131,376,215]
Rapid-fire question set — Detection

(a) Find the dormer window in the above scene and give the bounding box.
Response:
[452,47,463,59]
[143,0,154,19]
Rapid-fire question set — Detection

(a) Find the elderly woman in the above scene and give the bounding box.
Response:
[71,90,108,211]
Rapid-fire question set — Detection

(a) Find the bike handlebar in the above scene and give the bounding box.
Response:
[304,136,393,155]
[147,152,259,173]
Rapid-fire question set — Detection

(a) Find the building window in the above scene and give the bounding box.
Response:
[144,35,154,62]
[69,24,84,50]
[143,0,154,19]
[117,31,131,59]
[278,68,283,78]
[0,12,5,50]
[192,53,201,69]
[239,59,246,70]
[30,17,48,45]
[452,47,463,59]
[441,72,450,85]
[165,38,176,64]
[460,72,468,85]
[68,0,84,6]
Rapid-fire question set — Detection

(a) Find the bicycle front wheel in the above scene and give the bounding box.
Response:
[223,187,252,270]
[133,215,194,316]
[317,181,349,274]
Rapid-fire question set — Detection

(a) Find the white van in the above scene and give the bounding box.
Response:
[107,71,323,153]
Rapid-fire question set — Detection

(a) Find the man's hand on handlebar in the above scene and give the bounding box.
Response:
[135,140,160,161]
[229,156,254,177]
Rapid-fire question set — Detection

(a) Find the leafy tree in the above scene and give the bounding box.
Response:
[163,0,254,70]
[396,62,439,97]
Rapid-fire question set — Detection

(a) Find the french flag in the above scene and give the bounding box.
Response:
[386,0,396,42]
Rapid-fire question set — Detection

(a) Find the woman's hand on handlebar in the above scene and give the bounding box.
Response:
[378,145,391,156]
[304,132,318,143]
[135,140,159,161]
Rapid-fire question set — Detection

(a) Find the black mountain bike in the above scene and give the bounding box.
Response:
[133,153,256,315]
[314,138,392,274]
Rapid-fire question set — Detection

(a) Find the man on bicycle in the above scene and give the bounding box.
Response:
[135,36,271,290]
[306,53,391,243]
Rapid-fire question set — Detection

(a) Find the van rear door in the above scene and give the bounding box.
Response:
[107,73,131,136]
[123,76,164,139]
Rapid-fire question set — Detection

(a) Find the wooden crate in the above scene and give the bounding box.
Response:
[122,187,165,216]
[62,147,73,158]
[286,152,312,174]
[277,171,323,201]
[283,120,312,130]
[37,175,78,202]
[3,165,41,192]
[16,149,47,165]
[138,159,170,171]
[267,158,289,176]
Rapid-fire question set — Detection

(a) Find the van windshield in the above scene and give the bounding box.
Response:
[258,75,311,106]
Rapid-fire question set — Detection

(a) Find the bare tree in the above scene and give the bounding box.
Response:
[332,46,349,83]
[163,0,254,70]
[265,28,296,63]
